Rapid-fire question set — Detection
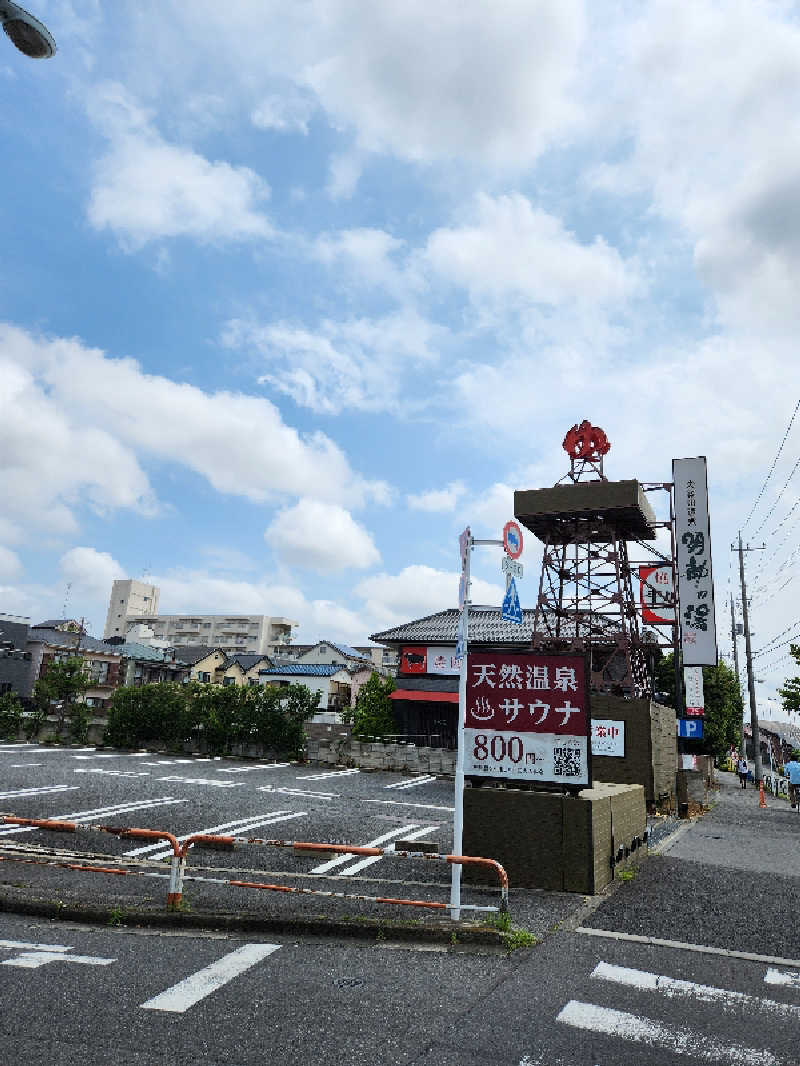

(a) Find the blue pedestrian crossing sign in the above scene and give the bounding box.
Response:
[501,576,523,625]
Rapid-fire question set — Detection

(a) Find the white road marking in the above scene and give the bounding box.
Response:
[258,785,335,800]
[0,785,79,801]
[0,939,69,953]
[0,746,95,754]
[72,754,121,760]
[365,799,454,813]
[124,810,307,860]
[144,759,196,766]
[337,825,440,876]
[295,768,360,781]
[140,943,281,1013]
[3,951,115,969]
[576,926,800,969]
[593,961,800,1020]
[0,796,186,837]
[556,1000,784,1066]
[218,763,290,774]
[383,775,437,790]
[765,968,800,990]
[310,825,420,874]
[74,769,150,778]
[9,763,43,768]
[158,776,242,788]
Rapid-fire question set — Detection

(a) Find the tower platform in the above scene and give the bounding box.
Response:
[514,478,657,544]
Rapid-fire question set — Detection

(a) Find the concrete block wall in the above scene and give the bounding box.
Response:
[463,781,646,894]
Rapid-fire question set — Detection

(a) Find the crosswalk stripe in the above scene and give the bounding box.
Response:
[141,944,280,1012]
[592,961,800,1020]
[556,1000,785,1066]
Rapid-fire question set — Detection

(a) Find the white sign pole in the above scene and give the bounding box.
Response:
[451,533,471,922]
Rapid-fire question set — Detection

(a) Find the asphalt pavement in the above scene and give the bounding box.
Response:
[3,745,800,1065]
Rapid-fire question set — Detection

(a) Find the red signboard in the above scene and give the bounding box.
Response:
[401,646,427,674]
[464,652,589,785]
[639,563,675,625]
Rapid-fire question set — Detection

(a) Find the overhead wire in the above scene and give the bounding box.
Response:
[742,397,800,532]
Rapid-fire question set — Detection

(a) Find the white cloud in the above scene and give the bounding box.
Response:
[87,83,272,248]
[407,482,465,513]
[424,193,638,310]
[588,2,800,334]
[60,547,125,604]
[302,0,585,166]
[355,564,503,633]
[251,90,315,134]
[265,499,381,574]
[0,547,22,580]
[313,227,408,295]
[226,308,443,415]
[326,151,364,200]
[103,1,585,170]
[0,324,387,545]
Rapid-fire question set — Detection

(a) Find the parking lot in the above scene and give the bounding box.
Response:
[0,742,509,921]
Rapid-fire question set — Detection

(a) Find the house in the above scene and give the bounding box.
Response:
[28,623,123,710]
[102,639,190,687]
[258,663,352,723]
[370,606,537,747]
[0,613,37,698]
[219,653,274,687]
[293,640,374,669]
[172,647,227,683]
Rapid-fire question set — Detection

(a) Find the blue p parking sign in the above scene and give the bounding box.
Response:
[678,718,703,739]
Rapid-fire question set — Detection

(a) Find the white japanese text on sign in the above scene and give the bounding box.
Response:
[464,653,589,785]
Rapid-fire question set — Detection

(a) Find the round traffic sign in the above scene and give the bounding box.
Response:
[503,520,523,560]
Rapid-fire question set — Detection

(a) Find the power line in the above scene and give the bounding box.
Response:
[752,453,800,535]
[742,397,800,531]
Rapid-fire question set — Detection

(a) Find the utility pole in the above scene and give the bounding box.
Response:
[734,534,765,784]
[730,595,743,751]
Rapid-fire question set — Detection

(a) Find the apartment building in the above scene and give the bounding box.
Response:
[103,580,298,656]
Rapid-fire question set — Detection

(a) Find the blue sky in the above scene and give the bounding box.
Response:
[1,1,800,721]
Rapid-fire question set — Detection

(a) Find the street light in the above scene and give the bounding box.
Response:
[0,1,56,58]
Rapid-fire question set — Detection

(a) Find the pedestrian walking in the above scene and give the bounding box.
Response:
[737,756,749,789]
[784,751,800,808]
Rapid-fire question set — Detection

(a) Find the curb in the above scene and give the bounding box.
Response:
[0,890,507,946]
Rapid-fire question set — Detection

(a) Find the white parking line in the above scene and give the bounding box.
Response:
[74,769,150,778]
[124,810,308,860]
[383,775,437,790]
[0,939,69,953]
[365,799,454,813]
[337,825,440,876]
[258,785,336,800]
[765,968,800,990]
[158,776,242,788]
[140,943,281,1013]
[0,797,186,837]
[218,763,290,774]
[0,785,79,801]
[556,1000,783,1066]
[3,951,115,970]
[295,768,360,781]
[310,825,420,875]
[592,961,800,1020]
[8,763,43,768]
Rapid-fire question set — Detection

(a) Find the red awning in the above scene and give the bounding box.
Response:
[389,689,458,703]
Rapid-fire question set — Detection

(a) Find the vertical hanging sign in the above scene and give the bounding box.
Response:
[673,457,717,666]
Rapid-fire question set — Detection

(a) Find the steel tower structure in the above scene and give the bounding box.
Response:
[514,421,664,697]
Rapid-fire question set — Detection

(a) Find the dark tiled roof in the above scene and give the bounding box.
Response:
[325,640,372,662]
[28,628,119,655]
[171,645,222,665]
[224,653,273,671]
[370,607,538,645]
[260,664,346,677]
[395,676,458,693]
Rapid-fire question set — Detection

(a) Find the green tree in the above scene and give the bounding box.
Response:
[38,657,91,737]
[779,644,800,717]
[346,672,396,740]
[656,652,743,760]
[0,691,22,741]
